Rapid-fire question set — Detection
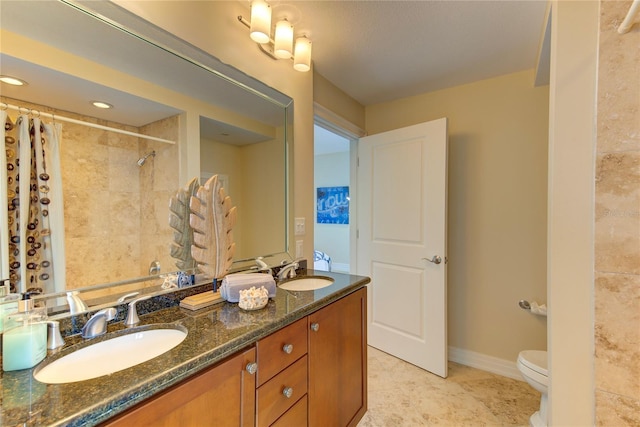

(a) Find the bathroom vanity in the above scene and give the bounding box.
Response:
[0,272,369,427]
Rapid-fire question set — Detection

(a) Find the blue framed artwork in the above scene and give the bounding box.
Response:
[317,186,349,224]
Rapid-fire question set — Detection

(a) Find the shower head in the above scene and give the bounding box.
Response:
[137,151,156,166]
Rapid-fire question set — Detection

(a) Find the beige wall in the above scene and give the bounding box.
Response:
[200,139,246,256]
[313,71,366,131]
[240,139,287,257]
[200,136,286,261]
[594,1,640,424]
[365,70,549,362]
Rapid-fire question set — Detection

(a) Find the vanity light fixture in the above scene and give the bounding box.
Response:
[91,101,113,109]
[238,0,312,72]
[0,75,28,86]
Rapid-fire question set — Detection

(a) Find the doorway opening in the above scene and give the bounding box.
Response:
[313,123,357,273]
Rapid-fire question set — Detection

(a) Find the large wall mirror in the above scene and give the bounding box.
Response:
[0,1,291,305]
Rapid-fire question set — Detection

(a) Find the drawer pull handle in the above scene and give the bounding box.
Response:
[310,323,319,332]
[282,344,294,354]
[245,362,258,375]
[283,387,294,398]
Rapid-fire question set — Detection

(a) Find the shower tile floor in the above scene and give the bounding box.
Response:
[357,346,540,427]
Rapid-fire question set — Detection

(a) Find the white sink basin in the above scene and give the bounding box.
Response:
[34,326,187,384]
[279,276,334,291]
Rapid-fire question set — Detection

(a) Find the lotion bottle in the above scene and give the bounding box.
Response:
[2,293,47,371]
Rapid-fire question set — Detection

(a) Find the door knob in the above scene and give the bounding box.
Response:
[423,256,442,265]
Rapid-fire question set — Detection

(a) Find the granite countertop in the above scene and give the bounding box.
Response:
[1,271,370,427]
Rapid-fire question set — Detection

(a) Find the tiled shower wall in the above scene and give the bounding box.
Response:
[138,117,180,282]
[594,1,640,424]
[62,113,179,292]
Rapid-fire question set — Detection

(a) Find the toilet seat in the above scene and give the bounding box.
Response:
[518,350,548,376]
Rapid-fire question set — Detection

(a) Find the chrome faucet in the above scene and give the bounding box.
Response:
[66,291,88,314]
[47,321,65,349]
[277,260,299,280]
[81,308,117,339]
[124,295,151,327]
[117,292,140,303]
[255,257,272,276]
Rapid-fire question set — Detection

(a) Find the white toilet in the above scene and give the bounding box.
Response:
[517,350,548,427]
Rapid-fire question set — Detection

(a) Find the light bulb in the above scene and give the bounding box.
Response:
[293,36,312,72]
[274,19,294,59]
[92,101,113,109]
[0,76,27,86]
[250,0,271,44]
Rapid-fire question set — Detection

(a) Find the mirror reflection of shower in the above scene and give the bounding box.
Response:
[137,150,156,166]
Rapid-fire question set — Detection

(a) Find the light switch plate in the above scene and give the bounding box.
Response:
[296,240,304,258]
[295,217,305,235]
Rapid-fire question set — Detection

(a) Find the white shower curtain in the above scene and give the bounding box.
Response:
[41,120,66,295]
[2,112,65,294]
[0,110,10,281]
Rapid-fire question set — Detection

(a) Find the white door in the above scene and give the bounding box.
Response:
[357,118,448,377]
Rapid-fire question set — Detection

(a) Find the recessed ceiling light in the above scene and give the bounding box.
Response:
[92,101,113,109]
[0,76,28,86]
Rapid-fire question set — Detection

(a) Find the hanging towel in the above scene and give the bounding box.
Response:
[219,273,276,303]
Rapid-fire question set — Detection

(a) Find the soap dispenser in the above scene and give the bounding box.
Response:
[0,279,19,333]
[2,293,48,371]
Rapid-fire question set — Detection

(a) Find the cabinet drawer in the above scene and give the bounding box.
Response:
[256,317,307,386]
[271,395,307,427]
[256,355,308,427]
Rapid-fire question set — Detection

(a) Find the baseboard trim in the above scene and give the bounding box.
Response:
[448,346,523,381]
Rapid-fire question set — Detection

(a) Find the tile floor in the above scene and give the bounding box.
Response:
[357,346,541,426]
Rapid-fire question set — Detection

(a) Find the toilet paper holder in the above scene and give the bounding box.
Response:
[519,300,547,316]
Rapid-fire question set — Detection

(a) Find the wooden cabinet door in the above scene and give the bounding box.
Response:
[308,288,367,427]
[102,347,256,427]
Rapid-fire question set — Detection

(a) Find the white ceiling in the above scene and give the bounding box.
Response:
[279,0,550,106]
